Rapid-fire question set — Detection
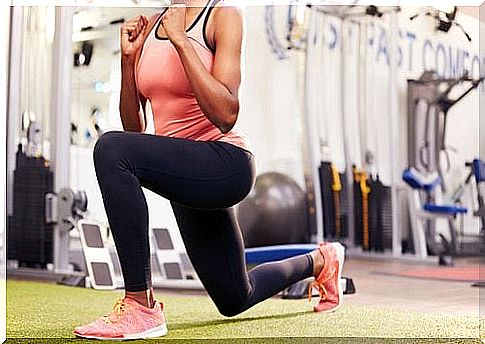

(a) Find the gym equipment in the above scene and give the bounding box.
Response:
[471,160,485,233]
[46,188,88,232]
[73,42,94,67]
[471,158,485,289]
[407,72,482,262]
[408,72,482,186]
[367,175,393,252]
[352,166,371,250]
[63,223,203,290]
[402,168,467,264]
[26,120,43,158]
[77,220,117,290]
[56,205,202,290]
[7,144,54,267]
[245,244,316,264]
[46,187,107,286]
[303,5,400,255]
[449,159,485,255]
[352,169,393,253]
[318,162,349,240]
[150,227,202,289]
[237,172,309,248]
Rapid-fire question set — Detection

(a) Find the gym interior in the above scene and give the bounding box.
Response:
[3,1,485,342]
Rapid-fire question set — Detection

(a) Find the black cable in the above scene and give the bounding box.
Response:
[409,8,472,42]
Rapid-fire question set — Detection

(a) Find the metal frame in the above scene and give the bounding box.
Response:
[50,7,75,273]
[302,8,324,243]
[7,7,23,218]
[2,4,11,307]
[338,17,355,247]
[388,11,401,257]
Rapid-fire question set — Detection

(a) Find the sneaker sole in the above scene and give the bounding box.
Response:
[75,323,168,341]
[315,242,345,314]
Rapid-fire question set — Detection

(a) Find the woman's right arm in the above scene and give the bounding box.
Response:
[119,15,149,132]
[120,57,146,132]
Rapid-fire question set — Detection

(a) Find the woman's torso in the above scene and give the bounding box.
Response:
[136,0,251,152]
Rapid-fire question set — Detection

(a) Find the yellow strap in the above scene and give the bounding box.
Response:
[331,165,342,192]
[330,164,342,237]
[360,170,370,250]
[353,168,371,249]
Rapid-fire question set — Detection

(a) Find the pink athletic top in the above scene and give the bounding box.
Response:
[136,0,251,152]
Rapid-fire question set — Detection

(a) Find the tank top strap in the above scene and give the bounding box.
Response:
[149,8,167,40]
[188,0,220,50]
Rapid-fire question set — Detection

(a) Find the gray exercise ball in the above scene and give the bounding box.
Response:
[237,172,309,248]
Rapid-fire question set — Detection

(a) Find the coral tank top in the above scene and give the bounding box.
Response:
[136,0,251,152]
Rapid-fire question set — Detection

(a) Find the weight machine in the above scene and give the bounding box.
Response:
[406,71,483,264]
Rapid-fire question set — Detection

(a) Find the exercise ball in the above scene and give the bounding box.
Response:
[237,172,309,248]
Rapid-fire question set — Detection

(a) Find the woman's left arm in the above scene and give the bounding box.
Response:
[162,4,243,134]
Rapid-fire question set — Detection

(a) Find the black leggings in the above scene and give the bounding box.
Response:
[94,131,313,317]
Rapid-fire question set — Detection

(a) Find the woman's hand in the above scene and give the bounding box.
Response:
[120,15,149,61]
[161,5,188,45]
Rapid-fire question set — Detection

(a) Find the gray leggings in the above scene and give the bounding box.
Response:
[94,131,313,316]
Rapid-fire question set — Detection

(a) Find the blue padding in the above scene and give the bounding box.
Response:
[402,169,441,192]
[245,244,317,264]
[473,159,485,183]
[423,203,468,214]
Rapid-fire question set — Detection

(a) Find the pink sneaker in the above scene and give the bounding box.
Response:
[308,242,345,313]
[74,298,168,340]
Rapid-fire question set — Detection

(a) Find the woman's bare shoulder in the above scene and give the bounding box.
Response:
[212,1,243,23]
[216,0,242,8]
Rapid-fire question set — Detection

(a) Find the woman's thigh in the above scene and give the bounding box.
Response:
[96,131,255,209]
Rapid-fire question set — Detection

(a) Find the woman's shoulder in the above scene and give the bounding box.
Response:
[212,0,243,21]
[215,0,241,8]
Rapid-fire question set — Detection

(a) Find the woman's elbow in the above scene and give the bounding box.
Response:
[219,104,239,134]
[219,121,235,134]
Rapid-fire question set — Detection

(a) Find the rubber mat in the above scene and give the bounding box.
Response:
[376,266,480,283]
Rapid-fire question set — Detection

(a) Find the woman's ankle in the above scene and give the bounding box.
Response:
[311,249,325,277]
[125,288,156,308]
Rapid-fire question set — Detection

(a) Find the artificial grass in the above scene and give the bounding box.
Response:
[6,279,481,343]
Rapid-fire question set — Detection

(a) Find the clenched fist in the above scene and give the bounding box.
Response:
[120,15,149,61]
[161,4,187,45]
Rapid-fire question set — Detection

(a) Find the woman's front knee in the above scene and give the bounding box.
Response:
[94,131,123,159]
[93,131,127,169]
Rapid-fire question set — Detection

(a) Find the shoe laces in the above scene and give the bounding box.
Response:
[308,257,339,303]
[102,299,126,324]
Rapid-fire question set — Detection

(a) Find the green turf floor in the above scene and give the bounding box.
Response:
[6,279,482,343]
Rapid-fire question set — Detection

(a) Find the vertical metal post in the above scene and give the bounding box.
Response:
[480,3,485,330]
[388,11,401,257]
[1,4,10,343]
[50,7,74,273]
[7,7,23,217]
[480,4,485,162]
[340,18,355,247]
[357,21,367,168]
[301,9,324,243]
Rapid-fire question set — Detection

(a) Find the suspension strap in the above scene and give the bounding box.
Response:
[331,164,342,238]
[353,168,371,250]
